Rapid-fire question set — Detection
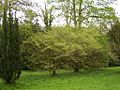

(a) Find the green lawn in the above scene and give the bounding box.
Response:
[0,67,120,90]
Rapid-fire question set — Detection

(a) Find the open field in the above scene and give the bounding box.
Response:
[0,67,120,90]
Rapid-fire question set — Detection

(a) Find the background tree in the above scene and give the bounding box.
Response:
[38,4,55,30]
[108,20,120,66]
[23,9,41,32]
[52,0,117,28]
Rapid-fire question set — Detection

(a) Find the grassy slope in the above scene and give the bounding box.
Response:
[0,67,120,90]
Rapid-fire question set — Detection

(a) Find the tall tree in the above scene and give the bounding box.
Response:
[0,0,21,84]
[54,0,117,28]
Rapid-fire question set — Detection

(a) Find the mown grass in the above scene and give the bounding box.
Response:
[0,67,120,90]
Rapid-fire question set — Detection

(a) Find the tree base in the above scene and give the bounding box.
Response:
[74,68,79,72]
[52,70,57,75]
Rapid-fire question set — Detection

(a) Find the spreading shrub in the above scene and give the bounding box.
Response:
[21,27,109,74]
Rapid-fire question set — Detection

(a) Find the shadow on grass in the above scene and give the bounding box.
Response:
[20,67,120,81]
[0,67,120,90]
[0,81,21,90]
[51,67,120,78]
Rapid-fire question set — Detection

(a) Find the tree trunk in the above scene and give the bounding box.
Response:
[52,70,56,75]
[72,0,77,27]
[74,68,79,72]
[78,0,83,28]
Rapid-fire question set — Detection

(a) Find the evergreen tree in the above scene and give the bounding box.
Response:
[0,1,21,84]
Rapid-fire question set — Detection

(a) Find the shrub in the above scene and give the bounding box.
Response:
[22,27,109,74]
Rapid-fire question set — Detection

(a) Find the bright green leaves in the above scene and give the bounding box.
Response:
[23,27,109,73]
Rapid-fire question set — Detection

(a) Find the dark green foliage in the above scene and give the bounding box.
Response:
[0,25,2,77]
[108,21,120,66]
[108,21,120,47]
[32,20,42,33]
[21,42,42,70]
[0,3,21,84]
[85,48,108,69]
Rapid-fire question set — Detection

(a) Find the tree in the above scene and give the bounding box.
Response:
[38,3,55,30]
[108,20,120,66]
[53,0,117,28]
[0,0,32,23]
[0,1,21,84]
[23,9,41,32]
[23,27,109,74]
[0,0,32,10]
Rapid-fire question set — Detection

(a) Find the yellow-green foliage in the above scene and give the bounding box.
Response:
[22,27,109,73]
